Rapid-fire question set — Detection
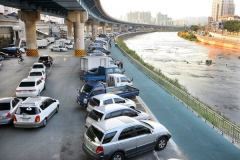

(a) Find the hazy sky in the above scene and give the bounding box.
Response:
[100,0,240,19]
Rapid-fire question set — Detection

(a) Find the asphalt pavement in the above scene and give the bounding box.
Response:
[0,42,184,160]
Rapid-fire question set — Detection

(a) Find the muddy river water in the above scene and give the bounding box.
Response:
[124,32,240,125]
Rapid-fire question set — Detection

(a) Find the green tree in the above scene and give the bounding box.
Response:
[190,25,199,31]
[223,20,240,32]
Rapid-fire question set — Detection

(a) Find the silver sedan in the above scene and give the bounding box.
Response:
[0,97,23,124]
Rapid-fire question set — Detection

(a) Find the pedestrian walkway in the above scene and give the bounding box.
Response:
[109,39,240,160]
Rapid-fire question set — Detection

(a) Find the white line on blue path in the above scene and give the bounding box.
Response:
[136,96,185,158]
[184,124,191,131]
[198,138,207,146]
[174,114,179,119]
[165,106,169,109]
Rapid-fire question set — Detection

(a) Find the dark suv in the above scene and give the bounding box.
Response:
[1,47,20,57]
[38,55,53,67]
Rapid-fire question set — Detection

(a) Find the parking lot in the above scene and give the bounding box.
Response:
[0,42,184,160]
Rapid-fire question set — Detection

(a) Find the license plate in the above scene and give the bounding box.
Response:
[86,141,92,150]
[22,91,28,93]
[22,118,29,121]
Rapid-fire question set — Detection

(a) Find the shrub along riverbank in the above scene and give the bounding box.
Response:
[178,31,198,41]
[115,38,187,92]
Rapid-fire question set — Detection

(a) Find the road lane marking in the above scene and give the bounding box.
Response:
[174,114,179,119]
[198,138,207,146]
[165,106,169,109]
[184,124,191,131]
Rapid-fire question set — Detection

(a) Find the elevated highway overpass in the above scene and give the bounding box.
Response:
[0,0,182,56]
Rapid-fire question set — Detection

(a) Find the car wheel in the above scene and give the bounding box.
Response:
[42,118,47,127]
[110,152,124,160]
[55,105,59,113]
[155,137,168,151]
[60,49,63,52]
[51,49,53,51]
[43,84,46,90]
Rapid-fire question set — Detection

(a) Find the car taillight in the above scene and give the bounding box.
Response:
[14,115,17,122]
[96,146,104,155]
[16,90,22,92]
[41,77,44,80]
[29,89,36,92]
[6,112,11,118]
[35,115,40,122]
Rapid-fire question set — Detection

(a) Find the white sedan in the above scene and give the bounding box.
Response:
[28,69,47,81]
[50,45,67,52]
[16,78,45,97]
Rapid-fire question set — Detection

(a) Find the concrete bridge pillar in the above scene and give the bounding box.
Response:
[18,10,40,56]
[118,25,122,33]
[100,22,108,34]
[68,11,88,56]
[89,20,99,41]
[108,24,114,34]
[85,22,91,37]
[64,18,73,38]
[125,25,128,32]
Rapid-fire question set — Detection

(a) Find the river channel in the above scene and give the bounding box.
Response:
[124,32,240,126]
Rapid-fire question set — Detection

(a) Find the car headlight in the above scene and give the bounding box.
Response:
[83,98,87,104]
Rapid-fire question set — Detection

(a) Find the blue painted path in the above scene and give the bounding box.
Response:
[109,39,240,160]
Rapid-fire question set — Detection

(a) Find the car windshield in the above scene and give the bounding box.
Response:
[0,103,10,110]
[16,107,38,115]
[19,82,35,87]
[80,84,93,95]
[33,65,44,69]
[88,110,103,121]
[29,72,42,76]
[86,125,104,143]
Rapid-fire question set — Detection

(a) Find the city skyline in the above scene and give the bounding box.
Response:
[101,0,240,19]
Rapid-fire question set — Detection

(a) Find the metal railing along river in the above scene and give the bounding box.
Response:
[116,42,240,148]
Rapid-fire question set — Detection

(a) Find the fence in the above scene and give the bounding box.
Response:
[116,41,240,148]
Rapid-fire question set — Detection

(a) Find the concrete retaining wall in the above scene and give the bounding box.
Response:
[117,31,151,40]
[196,35,240,50]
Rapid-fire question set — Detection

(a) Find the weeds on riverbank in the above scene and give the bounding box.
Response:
[178,31,198,41]
[116,38,188,92]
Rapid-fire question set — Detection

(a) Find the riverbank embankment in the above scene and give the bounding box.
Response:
[196,34,240,50]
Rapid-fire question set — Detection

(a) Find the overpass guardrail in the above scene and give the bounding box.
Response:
[116,34,240,148]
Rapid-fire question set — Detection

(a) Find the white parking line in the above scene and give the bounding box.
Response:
[153,150,161,160]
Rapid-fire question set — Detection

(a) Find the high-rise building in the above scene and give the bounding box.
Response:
[212,0,235,22]
[127,11,151,24]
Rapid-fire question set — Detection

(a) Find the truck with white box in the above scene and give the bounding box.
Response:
[55,39,73,49]
[80,56,115,73]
